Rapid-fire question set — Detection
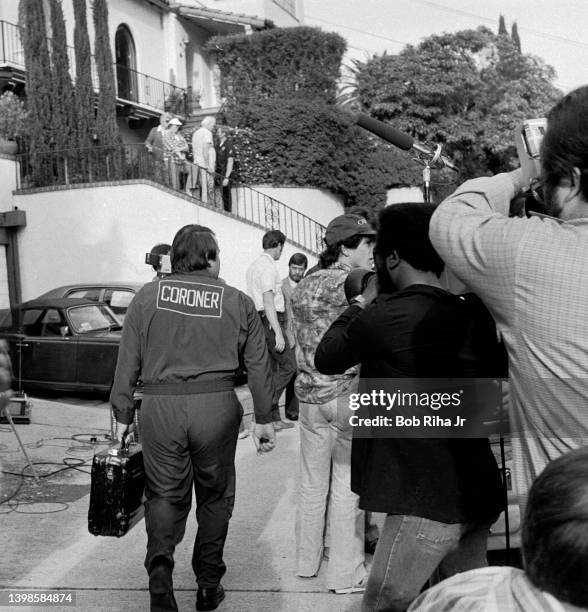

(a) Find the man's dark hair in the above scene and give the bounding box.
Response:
[523,446,588,607]
[262,230,286,250]
[149,243,171,272]
[171,225,217,273]
[542,86,588,204]
[319,234,369,270]
[288,253,308,268]
[375,203,444,277]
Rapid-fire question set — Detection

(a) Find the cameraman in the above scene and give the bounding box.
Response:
[148,243,171,280]
[315,204,504,612]
[429,86,588,500]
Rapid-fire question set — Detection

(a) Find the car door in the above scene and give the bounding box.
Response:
[18,308,77,389]
[67,304,120,391]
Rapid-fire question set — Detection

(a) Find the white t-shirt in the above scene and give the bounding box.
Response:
[191,127,214,168]
[246,252,285,313]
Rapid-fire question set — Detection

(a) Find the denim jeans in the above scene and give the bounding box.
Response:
[295,397,365,590]
[362,514,492,612]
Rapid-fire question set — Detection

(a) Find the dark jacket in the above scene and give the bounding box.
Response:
[110,270,274,425]
[315,284,505,523]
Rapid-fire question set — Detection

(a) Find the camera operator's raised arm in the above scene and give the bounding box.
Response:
[429,169,531,321]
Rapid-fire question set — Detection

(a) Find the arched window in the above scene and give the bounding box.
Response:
[115,25,137,102]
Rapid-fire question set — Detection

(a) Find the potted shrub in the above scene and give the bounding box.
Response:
[0,91,28,155]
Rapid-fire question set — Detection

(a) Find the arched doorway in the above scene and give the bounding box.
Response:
[115,25,137,102]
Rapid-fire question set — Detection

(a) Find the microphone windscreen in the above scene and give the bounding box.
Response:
[344,268,376,304]
[355,113,414,150]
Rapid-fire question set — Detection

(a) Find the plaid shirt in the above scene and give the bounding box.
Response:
[430,169,588,498]
[291,263,358,404]
[408,567,572,612]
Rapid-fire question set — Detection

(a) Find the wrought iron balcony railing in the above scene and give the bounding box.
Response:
[0,20,25,68]
[0,20,186,115]
[14,144,325,254]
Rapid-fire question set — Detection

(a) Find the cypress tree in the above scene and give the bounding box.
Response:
[49,0,75,181]
[93,0,120,150]
[498,15,508,36]
[73,0,95,150]
[511,22,521,52]
[19,0,53,184]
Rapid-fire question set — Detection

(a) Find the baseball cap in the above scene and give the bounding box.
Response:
[169,117,182,126]
[324,214,376,247]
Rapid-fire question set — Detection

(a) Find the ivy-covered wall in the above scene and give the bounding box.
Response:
[207,27,418,210]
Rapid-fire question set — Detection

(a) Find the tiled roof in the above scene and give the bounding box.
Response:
[170,3,274,30]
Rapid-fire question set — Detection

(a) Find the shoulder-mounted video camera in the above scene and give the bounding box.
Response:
[145,252,171,274]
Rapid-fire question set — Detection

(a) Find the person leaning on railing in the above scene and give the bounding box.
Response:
[145,112,172,184]
[162,117,189,191]
[191,116,216,205]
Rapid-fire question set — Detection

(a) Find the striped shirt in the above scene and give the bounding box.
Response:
[430,169,588,499]
[408,567,576,612]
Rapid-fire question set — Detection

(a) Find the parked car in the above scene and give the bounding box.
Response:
[0,298,122,395]
[36,282,143,322]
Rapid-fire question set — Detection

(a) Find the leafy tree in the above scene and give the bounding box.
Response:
[73,0,95,149]
[352,27,561,198]
[498,14,508,36]
[19,0,53,183]
[92,0,119,148]
[49,0,75,177]
[511,22,521,52]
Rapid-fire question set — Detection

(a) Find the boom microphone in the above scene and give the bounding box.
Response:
[354,113,458,172]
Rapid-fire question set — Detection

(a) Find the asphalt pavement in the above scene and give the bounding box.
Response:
[0,389,369,612]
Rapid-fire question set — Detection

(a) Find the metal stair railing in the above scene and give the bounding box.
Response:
[14,143,325,254]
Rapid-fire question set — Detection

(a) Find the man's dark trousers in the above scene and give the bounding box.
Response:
[141,390,240,588]
[260,312,297,421]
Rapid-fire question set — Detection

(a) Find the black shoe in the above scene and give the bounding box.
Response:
[285,413,299,421]
[150,592,178,612]
[196,585,225,611]
[149,563,177,612]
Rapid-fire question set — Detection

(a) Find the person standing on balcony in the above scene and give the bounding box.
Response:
[215,125,235,213]
[163,118,189,191]
[191,116,216,205]
[145,112,172,183]
[246,230,296,432]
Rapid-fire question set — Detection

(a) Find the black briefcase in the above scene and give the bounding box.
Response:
[88,435,145,537]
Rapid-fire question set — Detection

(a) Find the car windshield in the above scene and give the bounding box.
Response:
[67,304,119,333]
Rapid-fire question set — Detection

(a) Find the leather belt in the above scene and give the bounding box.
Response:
[259,310,286,323]
[142,379,235,395]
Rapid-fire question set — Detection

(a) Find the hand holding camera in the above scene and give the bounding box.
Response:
[515,118,546,191]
